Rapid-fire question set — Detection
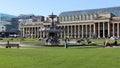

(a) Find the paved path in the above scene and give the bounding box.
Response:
[0,42,20,44]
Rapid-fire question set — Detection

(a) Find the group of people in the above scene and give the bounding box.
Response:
[46,37,60,45]
[104,39,118,47]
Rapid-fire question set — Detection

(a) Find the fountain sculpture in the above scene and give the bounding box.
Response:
[40,13,64,45]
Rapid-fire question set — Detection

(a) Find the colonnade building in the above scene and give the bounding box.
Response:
[20,6,120,39]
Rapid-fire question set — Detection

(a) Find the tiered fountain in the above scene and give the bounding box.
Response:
[40,13,64,45]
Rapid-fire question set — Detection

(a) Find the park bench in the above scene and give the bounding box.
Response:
[6,44,19,48]
[100,41,117,48]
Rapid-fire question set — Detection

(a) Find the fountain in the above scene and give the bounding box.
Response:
[39,13,64,45]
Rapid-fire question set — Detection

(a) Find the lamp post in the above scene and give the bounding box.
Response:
[89,29,91,39]
[64,37,69,48]
[19,30,21,43]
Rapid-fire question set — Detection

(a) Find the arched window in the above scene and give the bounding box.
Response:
[87,14,90,20]
[59,17,62,22]
[84,15,86,20]
[92,14,94,19]
[64,16,67,21]
[62,16,64,22]
[68,16,71,21]
[79,15,81,20]
[72,16,74,21]
[82,15,85,20]
[81,15,83,20]
[73,16,76,21]
[67,16,69,21]
[64,16,66,21]
[76,16,79,21]
[70,16,72,21]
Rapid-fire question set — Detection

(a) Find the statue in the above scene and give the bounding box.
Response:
[40,13,64,45]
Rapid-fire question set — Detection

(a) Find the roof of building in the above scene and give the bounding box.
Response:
[59,6,120,16]
[0,13,16,22]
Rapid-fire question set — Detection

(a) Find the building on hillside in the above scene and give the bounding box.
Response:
[6,18,19,34]
[0,13,18,37]
[20,6,120,39]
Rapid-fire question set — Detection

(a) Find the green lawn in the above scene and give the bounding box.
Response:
[1,38,120,45]
[0,46,120,68]
[0,38,20,42]
[92,39,120,44]
[0,38,46,44]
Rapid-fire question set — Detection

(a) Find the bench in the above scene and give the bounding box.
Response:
[6,44,19,48]
[100,43,114,48]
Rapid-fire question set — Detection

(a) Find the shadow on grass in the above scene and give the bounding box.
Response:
[70,46,100,49]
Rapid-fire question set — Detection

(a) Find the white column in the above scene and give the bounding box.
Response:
[117,23,119,38]
[89,24,92,38]
[94,24,96,34]
[78,25,80,38]
[64,26,66,38]
[98,23,100,38]
[34,27,36,38]
[82,25,84,38]
[22,27,25,37]
[28,27,32,38]
[113,23,115,37]
[67,26,69,37]
[108,22,110,37]
[79,16,81,21]
[37,27,39,38]
[74,25,76,38]
[30,27,32,38]
[40,27,42,38]
[71,25,73,38]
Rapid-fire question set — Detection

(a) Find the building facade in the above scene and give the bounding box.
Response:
[0,13,18,37]
[20,6,120,39]
[18,14,45,26]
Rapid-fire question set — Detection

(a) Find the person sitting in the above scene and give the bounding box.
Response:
[87,39,92,45]
[114,40,117,46]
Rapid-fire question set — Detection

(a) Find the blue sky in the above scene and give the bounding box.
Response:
[0,0,119,16]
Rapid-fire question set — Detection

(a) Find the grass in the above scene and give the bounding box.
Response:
[0,46,120,68]
[0,38,66,44]
[0,38,20,42]
[1,38,120,45]
[92,39,120,44]
[20,38,45,44]
[0,38,46,44]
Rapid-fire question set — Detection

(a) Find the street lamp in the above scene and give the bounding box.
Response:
[19,30,21,43]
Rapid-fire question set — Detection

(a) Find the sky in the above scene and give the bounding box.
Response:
[0,0,120,16]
